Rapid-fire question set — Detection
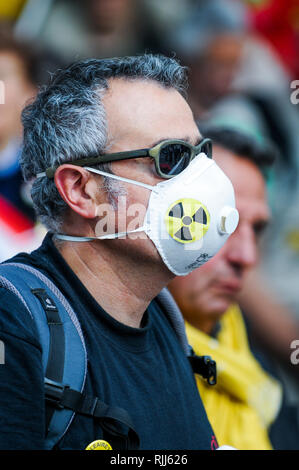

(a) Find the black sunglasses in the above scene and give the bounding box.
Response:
[37,138,212,179]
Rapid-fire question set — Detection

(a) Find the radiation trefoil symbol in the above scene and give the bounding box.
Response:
[165,198,210,244]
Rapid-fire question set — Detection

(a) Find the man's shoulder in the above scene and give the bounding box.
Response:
[0,285,41,348]
[0,233,56,347]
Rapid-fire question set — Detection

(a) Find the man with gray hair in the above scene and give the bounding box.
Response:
[0,54,237,450]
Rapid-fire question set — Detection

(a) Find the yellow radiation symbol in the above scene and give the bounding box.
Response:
[165,198,210,244]
[85,439,113,450]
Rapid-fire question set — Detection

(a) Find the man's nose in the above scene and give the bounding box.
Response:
[226,226,258,270]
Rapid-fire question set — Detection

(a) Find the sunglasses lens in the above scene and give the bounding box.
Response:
[159,143,192,176]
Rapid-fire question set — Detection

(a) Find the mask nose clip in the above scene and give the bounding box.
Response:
[218,206,239,235]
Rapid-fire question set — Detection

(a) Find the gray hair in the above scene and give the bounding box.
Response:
[20,54,189,232]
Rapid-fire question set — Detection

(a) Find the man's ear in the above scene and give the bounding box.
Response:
[54,164,100,219]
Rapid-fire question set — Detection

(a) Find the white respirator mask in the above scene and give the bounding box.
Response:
[54,152,239,276]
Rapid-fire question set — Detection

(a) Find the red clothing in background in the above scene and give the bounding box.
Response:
[249,0,299,78]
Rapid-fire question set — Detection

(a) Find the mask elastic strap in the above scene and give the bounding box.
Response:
[36,166,159,193]
[52,167,157,242]
[84,167,159,193]
[55,226,146,242]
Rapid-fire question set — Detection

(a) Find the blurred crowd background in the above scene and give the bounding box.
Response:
[0,0,299,437]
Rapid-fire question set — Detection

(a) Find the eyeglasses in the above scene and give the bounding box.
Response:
[37,138,212,179]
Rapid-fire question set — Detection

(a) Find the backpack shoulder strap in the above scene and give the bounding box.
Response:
[156,287,191,355]
[156,287,217,385]
[0,262,88,449]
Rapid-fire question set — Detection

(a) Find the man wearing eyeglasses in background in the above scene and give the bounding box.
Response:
[0,55,238,450]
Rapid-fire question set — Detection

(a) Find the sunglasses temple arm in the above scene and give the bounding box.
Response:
[100,149,149,162]
[36,150,150,179]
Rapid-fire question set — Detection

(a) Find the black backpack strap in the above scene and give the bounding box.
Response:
[31,288,65,381]
[34,286,140,450]
[31,288,65,430]
[45,378,140,450]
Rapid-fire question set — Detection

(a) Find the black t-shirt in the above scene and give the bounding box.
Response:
[0,233,216,450]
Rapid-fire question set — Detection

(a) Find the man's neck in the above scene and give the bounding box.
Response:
[54,238,173,328]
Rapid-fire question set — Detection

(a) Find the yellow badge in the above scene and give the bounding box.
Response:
[85,439,113,450]
[165,198,210,244]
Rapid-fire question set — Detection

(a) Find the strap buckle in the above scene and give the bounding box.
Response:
[188,354,217,386]
[44,377,69,409]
